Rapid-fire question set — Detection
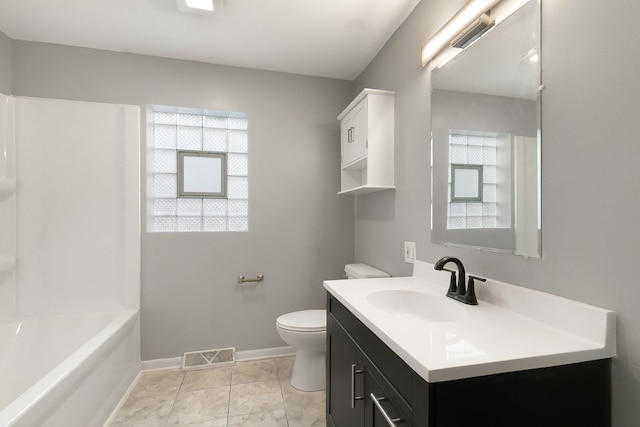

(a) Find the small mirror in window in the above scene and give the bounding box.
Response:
[451,164,483,202]
[178,150,227,198]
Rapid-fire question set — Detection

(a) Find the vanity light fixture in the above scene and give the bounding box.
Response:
[421,0,502,66]
[450,13,495,49]
[176,0,222,15]
[422,0,532,67]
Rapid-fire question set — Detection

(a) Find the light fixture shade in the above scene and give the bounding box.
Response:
[176,0,222,15]
[450,13,495,49]
[186,0,213,11]
[421,0,502,66]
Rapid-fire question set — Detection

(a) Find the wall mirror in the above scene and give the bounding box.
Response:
[430,0,541,258]
[178,150,227,198]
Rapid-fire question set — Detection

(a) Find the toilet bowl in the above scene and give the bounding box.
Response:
[276,309,326,391]
[276,263,390,392]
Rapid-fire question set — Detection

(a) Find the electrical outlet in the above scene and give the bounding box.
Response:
[404,241,416,263]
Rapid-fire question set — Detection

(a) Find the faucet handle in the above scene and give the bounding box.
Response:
[441,267,458,294]
[466,275,486,305]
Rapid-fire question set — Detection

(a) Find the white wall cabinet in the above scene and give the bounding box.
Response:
[338,89,395,195]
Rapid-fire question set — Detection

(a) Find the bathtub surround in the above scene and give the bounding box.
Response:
[352,0,640,425]
[0,96,141,425]
[0,31,11,94]
[14,97,140,315]
[0,93,15,324]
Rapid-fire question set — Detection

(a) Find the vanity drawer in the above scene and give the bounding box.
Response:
[365,361,413,426]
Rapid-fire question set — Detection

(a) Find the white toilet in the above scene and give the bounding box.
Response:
[276,263,390,391]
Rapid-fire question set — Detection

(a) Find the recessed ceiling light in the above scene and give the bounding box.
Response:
[186,0,213,11]
[176,0,222,15]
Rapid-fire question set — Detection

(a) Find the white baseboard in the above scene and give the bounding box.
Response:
[236,346,295,361]
[140,346,296,371]
[141,356,183,371]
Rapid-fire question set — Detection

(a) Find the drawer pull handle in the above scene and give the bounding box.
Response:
[350,364,363,408]
[371,393,401,426]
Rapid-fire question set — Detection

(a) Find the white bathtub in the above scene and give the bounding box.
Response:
[0,309,140,427]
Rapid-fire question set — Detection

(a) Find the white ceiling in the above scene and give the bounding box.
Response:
[0,0,421,81]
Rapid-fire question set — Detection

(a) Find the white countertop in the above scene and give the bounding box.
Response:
[324,260,616,383]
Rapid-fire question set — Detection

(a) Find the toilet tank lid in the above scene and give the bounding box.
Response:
[345,263,390,279]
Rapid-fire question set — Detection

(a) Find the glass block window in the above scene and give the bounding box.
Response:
[148,106,248,232]
[447,132,499,230]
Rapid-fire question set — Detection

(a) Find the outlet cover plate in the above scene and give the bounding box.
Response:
[404,241,416,263]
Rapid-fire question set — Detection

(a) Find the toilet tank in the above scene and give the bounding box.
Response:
[344,263,390,280]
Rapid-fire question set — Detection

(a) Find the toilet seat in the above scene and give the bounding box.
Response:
[276,309,326,332]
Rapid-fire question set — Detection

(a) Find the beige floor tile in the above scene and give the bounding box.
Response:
[167,387,230,426]
[227,409,288,427]
[231,359,278,385]
[110,357,331,426]
[228,380,284,417]
[130,369,185,398]
[274,356,294,381]
[281,377,325,408]
[181,367,232,391]
[109,393,175,427]
[285,400,326,427]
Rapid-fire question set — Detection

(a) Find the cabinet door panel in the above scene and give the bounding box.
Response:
[352,99,368,163]
[327,314,366,427]
[340,113,355,167]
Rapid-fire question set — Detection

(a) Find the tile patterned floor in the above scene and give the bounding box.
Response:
[108,357,326,427]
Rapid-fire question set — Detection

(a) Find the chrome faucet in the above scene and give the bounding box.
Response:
[434,256,485,305]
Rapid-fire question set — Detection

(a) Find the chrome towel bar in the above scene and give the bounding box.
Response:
[237,275,264,284]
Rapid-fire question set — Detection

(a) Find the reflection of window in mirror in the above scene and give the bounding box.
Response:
[178,151,227,198]
[447,131,512,230]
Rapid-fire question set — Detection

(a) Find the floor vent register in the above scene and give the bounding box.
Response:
[182,347,236,370]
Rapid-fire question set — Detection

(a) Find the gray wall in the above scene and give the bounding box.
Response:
[0,31,11,94]
[353,0,640,425]
[11,41,355,360]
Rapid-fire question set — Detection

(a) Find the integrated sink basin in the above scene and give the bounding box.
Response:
[366,290,465,322]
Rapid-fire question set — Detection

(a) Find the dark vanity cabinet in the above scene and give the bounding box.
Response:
[326,293,611,427]
[327,293,427,427]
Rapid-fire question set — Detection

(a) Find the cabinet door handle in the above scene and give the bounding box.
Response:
[371,393,402,426]
[348,127,355,143]
[351,364,363,408]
